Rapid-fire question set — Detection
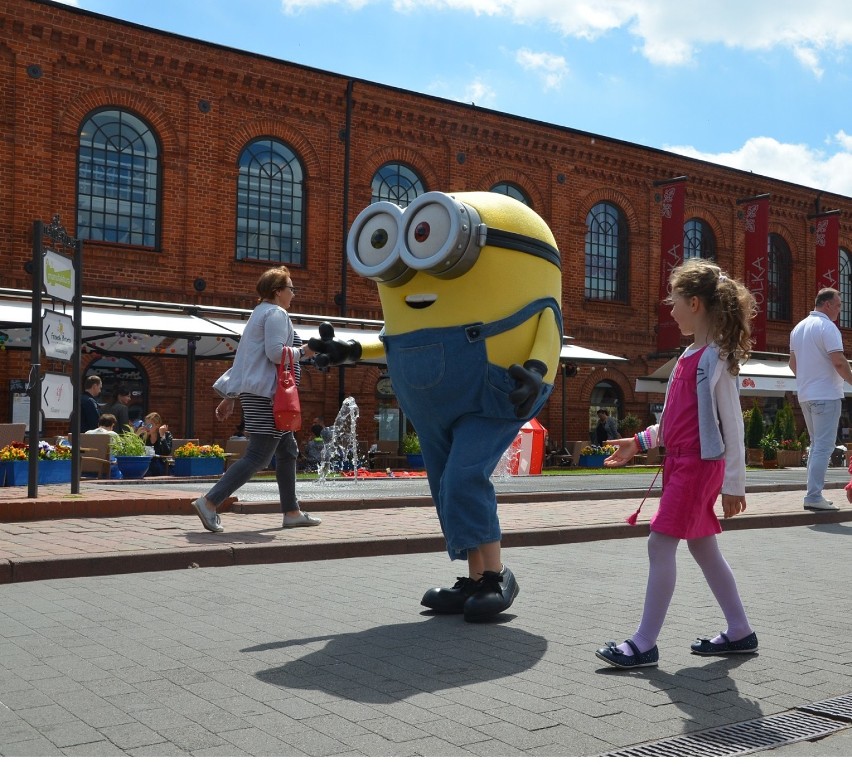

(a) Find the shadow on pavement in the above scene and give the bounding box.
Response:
[246,619,547,702]
[808,522,852,536]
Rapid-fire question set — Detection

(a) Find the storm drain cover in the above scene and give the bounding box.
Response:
[601,711,846,757]
[799,693,852,723]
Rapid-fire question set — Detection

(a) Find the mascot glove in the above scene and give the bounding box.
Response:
[508,359,548,419]
[307,323,363,367]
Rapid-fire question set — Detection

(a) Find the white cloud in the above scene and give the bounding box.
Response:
[664,135,852,197]
[515,48,568,90]
[425,76,497,108]
[282,1,852,72]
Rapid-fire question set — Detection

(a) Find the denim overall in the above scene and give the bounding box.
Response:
[383,297,562,560]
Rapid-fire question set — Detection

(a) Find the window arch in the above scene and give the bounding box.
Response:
[683,218,716,261]
[585,202,629,301]
[371,162,425,206]
[77,108,160,246]
[236,137,305,265]
[490,181,531,207]
[841,248,852,328]
[767,233,792,321]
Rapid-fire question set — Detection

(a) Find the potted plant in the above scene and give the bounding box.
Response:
[401,431,424,470]
[577,443,616,468]
[773,402,802,467]
[617,413,641,438]
[172,442,226,476]
[111,427,152,479]
[0,440,71,486]
[759,434,779,468]
[745,406,765,467]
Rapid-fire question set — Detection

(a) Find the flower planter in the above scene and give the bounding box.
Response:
[578,455,606,468]
[172,457,225,477]
[776,449,802,468]
[1,460,71,487]
[405,453,425,470]
[746,448,764,468]
[115,455,152,479]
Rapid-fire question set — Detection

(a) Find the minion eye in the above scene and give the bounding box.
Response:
[399,192,482,278]
[346,201,414,286]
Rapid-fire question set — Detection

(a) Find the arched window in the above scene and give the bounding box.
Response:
[585,202,629,301]
[841,248,852,328]
[490,182,531,207]
[236,138,305,265]
[371,162,425,206]
[767,233,792,321]
[77,109,160,246]
[683,218,716,261]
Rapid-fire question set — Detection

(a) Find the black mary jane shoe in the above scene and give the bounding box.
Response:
[595,639,659,669]
[421,576,481,614]
[691,631,758,656]
[462,566,519,622]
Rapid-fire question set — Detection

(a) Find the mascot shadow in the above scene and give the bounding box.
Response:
[245,618,547,703]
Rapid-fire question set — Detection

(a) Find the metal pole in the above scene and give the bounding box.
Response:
[185,338,196,438]
[28,221,43,498]
[70,237,83,494]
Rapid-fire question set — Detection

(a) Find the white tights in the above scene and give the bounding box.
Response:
[621,531,752,655]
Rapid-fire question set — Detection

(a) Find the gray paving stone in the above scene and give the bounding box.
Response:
[0,736,65,756]
[99,721,167,749]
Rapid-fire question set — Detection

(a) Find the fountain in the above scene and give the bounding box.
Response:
[315,396,362,483]
[493,435,522,481]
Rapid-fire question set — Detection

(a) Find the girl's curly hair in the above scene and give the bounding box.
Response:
[665,259,756,375]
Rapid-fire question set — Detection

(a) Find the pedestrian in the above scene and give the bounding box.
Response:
[79,375,102,433]
[192,267,320,533]
[596,259,758,669]
[104,384,132,434]
[789,287,852,511]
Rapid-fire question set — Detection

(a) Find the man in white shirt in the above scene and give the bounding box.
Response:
[789,288,852,510]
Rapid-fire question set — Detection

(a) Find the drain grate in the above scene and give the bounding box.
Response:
[799,693,852,723]
[601,711,847,757]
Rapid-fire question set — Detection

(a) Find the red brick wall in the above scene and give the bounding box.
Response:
[1,0,851,448]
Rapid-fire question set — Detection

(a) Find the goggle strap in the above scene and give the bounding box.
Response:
[484,227,562,269]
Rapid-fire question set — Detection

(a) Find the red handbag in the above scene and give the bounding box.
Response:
[273,348,301,432]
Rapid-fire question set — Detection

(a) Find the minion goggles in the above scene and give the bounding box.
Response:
[347,191,561,287]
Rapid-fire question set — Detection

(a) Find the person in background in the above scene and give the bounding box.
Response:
[86,412,118,443]
[313,416,333,443]
[104,385,132,434]
[192,267,320,533]
[789,287,852,511]
[80,375,102,433]
[303,423,326,471]
[594,409,619,445]
[136,412,173,476]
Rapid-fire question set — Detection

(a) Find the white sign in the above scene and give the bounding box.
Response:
[42,309,74,360]
[42,372,74,420]
[43,249,75,302]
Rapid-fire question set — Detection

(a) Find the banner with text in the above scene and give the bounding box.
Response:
[656,180,686,351]
[814,212,840,295]
[742,196,769,350]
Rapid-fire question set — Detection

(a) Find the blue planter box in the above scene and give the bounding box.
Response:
[1,460,71,486]
[173,457,224,477]
[405,453,425,470]
[115,456,152,479]
[578,454,606,468]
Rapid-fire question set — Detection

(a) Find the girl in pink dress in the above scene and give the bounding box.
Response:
[596,259,758,669]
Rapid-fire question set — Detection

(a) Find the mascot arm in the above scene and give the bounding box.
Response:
[528,307,561,384]
[508,308,561,419]
[307,321,385,366]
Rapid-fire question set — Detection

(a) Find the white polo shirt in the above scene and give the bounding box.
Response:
[789,310,845,401]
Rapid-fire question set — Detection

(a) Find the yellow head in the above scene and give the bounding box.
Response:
[347,191,562,334]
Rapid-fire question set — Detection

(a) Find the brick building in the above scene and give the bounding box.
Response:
[2,0,851,450]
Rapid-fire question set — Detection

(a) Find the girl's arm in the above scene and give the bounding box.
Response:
[717,371,746,497]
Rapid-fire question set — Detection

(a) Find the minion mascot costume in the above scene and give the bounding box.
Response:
[311,192,562,621]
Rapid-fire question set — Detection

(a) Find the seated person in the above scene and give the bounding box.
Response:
[136,412,173,476]
[85,413,121,478]
[303,424,326,471]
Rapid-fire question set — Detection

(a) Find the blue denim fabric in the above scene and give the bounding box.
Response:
[801,399,842,504]
[206,431,299,512]
[383,297,560,560]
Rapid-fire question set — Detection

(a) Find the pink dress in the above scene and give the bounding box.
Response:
[651,347,724,539]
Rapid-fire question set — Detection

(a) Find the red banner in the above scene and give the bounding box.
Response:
[742,196,769,350]
[656,180,686,351]
[814,212,840,295]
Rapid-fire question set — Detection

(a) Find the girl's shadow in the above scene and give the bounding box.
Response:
[244,619,547,703]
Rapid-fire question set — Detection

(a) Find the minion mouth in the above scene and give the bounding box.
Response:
[405,293,437,309]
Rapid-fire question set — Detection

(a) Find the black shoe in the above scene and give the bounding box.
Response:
[421,576,481,614]
[596,639,659,669]
[691,631,758,656]
[463,566,519,622]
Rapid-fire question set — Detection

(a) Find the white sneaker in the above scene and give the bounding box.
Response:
[804,498,838,511]
[192,497,224,532]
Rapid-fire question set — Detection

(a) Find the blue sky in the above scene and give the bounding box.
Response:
[62,0,852,196]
